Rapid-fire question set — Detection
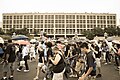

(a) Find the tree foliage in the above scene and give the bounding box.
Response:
[0,28,5,35]
[93,27,104,36]
[82,30,95,40]
[104,27,117,36]
[5,28,29,36]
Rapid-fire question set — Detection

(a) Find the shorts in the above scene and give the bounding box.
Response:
[38,63,44,67]
[96,58,101,67]
[3,62,15,72]
[52,68,65,80]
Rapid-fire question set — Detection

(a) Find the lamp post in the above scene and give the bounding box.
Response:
[12,32,16,38]
[104,32,108,39]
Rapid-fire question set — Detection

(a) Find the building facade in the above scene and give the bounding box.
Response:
[2,13,116,38]
[0,22,2,28]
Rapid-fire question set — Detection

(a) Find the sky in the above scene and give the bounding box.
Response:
[0,0,120,25]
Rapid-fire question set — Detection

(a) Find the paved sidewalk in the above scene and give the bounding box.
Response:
[0,61,120,80]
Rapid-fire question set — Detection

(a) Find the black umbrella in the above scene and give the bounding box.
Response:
[12,35,29,40]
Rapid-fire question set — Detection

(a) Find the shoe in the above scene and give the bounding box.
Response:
[24,70,29,72]
[43,77,46,80]
[33,76,38,80]
[8,77,14,80]
[17,68,21,72]
[118,66,120,69]
[104,63,107,65]
[96,74,102,78]
[1,78,7,80]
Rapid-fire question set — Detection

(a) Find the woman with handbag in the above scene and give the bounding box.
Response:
[49,46,65,80]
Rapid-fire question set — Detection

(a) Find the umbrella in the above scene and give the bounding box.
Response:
[0,37,4,43]
[12,35,29,40]
[13,40,30,45]
[112,40,120,44]
[30,39,37,43]
[107,37,114,42]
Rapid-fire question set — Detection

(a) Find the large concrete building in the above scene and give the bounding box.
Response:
[0,22,2,28]
[2,13,116,38]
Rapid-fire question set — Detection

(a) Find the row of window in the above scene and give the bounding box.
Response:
[3,20,116,24]
[3,15,116,20]
[3,24,115,29]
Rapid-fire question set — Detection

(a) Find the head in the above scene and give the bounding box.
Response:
[80,42,89,53]
[8,39,12,43]
[64,40,68,45]
[53,46,59,54]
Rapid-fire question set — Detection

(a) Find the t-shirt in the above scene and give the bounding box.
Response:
[64,45,70,57]
[5,43,16,63]
[47,48,53,61]
[94,46,101,58]
[0,48,4,54]
[86,51,96,76]
[38,50,44,63]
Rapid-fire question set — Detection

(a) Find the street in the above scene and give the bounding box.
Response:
[0,61,120,80]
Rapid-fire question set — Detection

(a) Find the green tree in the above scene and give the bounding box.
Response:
[0,28,5,35]
[116,26,120,36]
[93,27,104,36]
[15,28,29,36]
[6,28,16,36]
[82,30,95,40]
[104,27,117,36]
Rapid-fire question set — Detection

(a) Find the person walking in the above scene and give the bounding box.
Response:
[34,42,45,80]
[17,45,30,72]
[49,46,65,80]
[78,42,96,80]
[1,39,16,80]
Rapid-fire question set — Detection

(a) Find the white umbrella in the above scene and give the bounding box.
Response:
[30,39,37,43]
[0,37,4,43]
[112,40,120,44]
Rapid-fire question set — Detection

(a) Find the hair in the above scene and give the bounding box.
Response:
[80,42,89,49]
[8,39,12,43]
[53,46,59,51]
[41,41,44,44]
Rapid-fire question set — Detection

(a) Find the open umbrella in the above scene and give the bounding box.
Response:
[112,40,120,44]
[107,37,114,42]
[12,35,29,40]
[0,37,4,43]
[13,40,30,45]
[30,39,37,43]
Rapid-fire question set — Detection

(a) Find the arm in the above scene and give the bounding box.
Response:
[50,54,61,65]
[67,50,70,58]
[79,67,93,80]
[42,56,45,64]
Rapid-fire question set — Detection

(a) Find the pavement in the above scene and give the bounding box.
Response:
[0,60,120,80]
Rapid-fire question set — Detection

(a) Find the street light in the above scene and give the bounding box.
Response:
[104,32,108,39]
[12,32,16,38]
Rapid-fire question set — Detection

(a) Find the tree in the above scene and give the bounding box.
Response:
[104,27,117,36]
[6,28,16,36]
[15,28,29,36]
[0,28,5,35]
[93,27,104,36]
[116,26,120,36]
[5,28,29,36]
[82,30,95,40]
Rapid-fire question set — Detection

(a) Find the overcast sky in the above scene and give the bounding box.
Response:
[0,0,120,25]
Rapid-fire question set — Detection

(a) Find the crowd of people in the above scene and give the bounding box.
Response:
[0,35,120,80]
